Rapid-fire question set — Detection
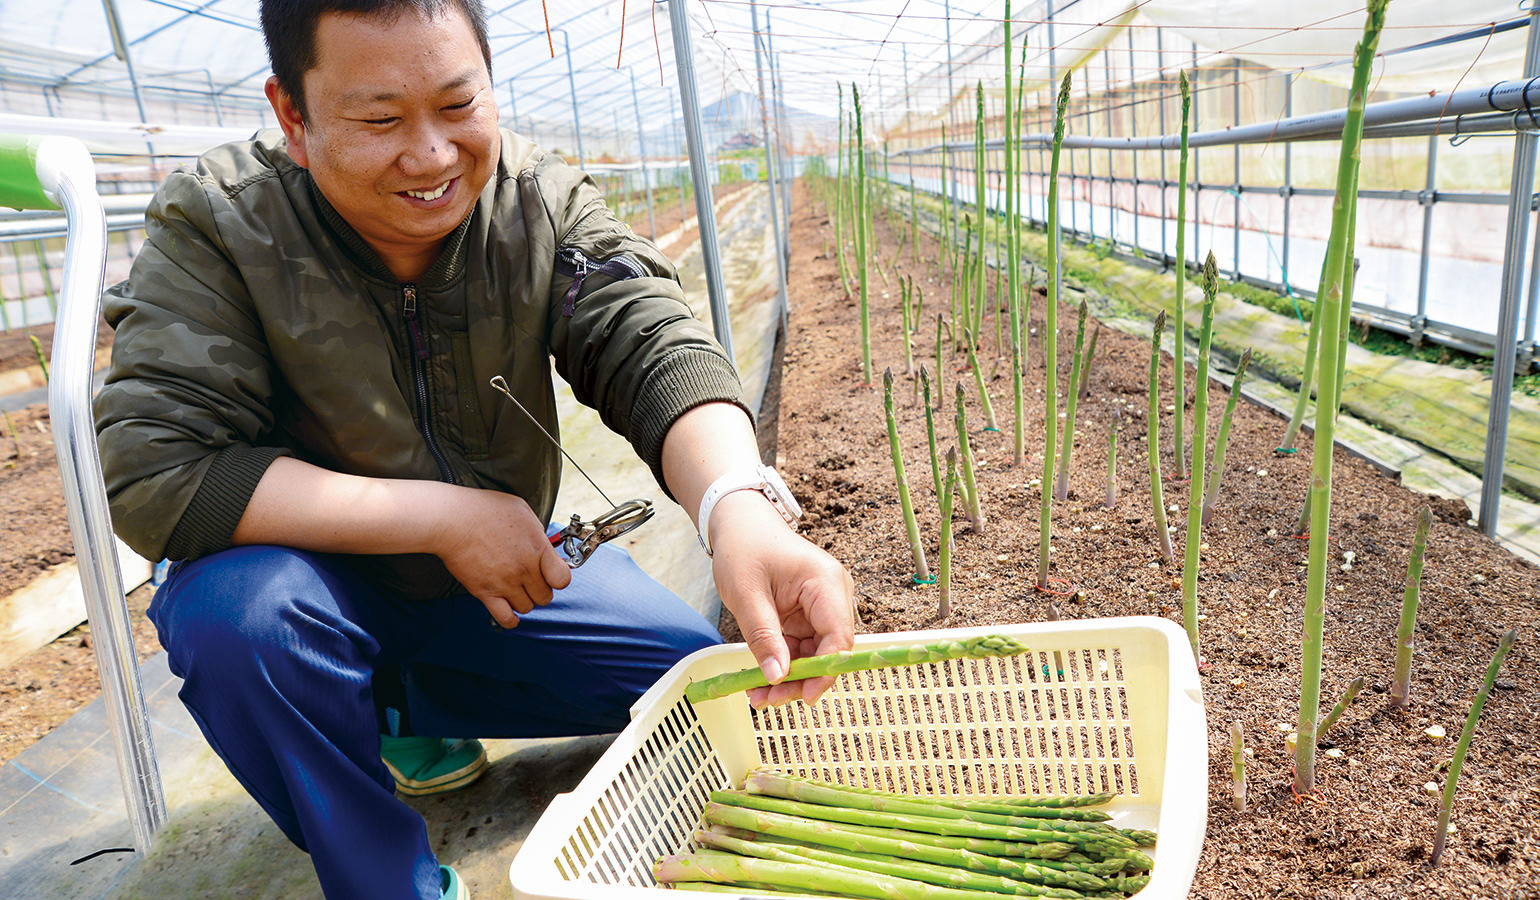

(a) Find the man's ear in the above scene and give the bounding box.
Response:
[265,76,309,168]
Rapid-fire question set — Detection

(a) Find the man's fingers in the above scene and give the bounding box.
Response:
[540,544,572,596]
[484,596,519,629]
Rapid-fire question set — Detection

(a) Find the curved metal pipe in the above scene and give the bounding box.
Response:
[45,140,167,852]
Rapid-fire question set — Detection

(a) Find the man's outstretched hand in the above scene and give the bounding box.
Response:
[707,490,855,708]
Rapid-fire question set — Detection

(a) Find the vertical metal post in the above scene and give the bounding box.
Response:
[1414,134,1437,346]
[562,31,586,167]
[101,0,155,161]
[1104,50,1115,248]
[1479,6,1540,537]
[1128,30,1140,255]
[1190,42,1201,269]
[751,0,788,327]
[672,92,687,227]
[1232,60,1242,280]
[1283,76,1294,296]
[1156,27,1169,267]
[773,14,792,244]
[667,0,735,358]
[903,43,914,196]
[631,71,657,240]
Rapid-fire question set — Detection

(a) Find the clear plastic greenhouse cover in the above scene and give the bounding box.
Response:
[0,1,1526,155]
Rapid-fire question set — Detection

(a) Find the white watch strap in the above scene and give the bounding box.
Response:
[697,464,801,556]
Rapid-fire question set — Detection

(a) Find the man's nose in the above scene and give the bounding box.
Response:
[398,123,458,175]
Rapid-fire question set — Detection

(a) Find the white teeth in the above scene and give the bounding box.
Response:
[406,181,449,201]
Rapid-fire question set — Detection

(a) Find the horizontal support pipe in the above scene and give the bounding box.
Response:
[892,78,1540,157]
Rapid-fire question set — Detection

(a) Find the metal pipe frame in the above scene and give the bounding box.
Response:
[45,138,168,851]
[1480,6,1540,537]
[667,0,734,360]
[751,0,789,329]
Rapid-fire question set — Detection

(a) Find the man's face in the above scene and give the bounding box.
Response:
[266,6,499,278]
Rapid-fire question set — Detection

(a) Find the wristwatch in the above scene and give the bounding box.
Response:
[697,464,803,557]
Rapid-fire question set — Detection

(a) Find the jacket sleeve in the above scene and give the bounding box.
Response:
[94,171,290,562]
[540,163,750,495]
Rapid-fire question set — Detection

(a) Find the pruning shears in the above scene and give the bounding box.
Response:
[489,375,655,569]
[549,499,655,567]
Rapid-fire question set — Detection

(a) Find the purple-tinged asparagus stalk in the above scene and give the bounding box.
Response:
[1431,628,1518,866]
[1390,506,1434,709]
[1147,311,1174,564]
[1200,348,1253,527]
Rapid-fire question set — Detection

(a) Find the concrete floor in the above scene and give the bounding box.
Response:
[0,183,782,900]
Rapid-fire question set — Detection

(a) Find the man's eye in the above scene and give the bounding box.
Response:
[364,117,397,126]
[445,99,474,111]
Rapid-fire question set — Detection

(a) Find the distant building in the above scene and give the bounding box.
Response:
[719,132,760,152]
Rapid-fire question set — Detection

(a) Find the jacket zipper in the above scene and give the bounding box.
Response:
[557,246,647,317]
[402,284,456,483]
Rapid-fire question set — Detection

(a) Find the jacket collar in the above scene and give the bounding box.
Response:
[307,173,475,288]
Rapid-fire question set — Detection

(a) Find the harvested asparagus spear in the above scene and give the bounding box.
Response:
[700,804,1113,892]
[685,635,1030,703]
[715,790,1119,843]
[699,829,1084,899]
[746,769,1116,814]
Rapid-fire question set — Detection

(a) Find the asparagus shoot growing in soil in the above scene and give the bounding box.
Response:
[921,366,942,500]
[1038,72,1072,592]
[964,329,998,431]
[1078,325,1100,402]
[1055,299,1089,501]
[834,85,850,298]
[1200,347,1253,527]
[1003,0,1026,473]
[900,275,916,375]
[884,368,930,584]
[1232,721,1246,813]
[938,449,958,618]
[1171,69,1193,480]
[853,84,871,385]
[29,335,48,383]
[935,313,946,412]
[1297,0,1388,798]
[1390,505,1434,709]
[684,635,1030,702]
[1180,254,1219,663]
[1147,311,1175,564]
[1430,628,1518,866]
[956,384,985,533]
[1105,408,1120,510]
[1317,676,1364,741]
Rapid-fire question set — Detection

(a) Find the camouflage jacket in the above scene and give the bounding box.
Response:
[95,129,744,598]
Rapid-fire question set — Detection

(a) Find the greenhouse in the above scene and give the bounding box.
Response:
[0,1,1536,898]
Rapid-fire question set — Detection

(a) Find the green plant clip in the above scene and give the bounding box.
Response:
[910,574,938,586]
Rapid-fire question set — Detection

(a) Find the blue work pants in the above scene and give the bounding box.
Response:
[147,542,720,900]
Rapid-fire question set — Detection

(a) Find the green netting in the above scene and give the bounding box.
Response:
[0,135,55,212]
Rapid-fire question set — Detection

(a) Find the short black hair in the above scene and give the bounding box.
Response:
[260,0,493,121]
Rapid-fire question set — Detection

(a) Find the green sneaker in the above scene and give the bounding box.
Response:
[380,736,487,797]
[439,864,470,900]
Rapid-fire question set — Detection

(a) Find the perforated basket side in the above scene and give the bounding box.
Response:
[746,643,1140,799]
[549,699,730,887]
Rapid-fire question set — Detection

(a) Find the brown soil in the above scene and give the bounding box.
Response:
[763,181,1540,898]
[4,184,1539,898]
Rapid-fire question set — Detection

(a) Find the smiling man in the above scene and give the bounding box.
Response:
[92,2,854,899]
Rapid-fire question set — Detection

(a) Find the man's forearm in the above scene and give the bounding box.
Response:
[231,456,453,555]
[660,402,765,530]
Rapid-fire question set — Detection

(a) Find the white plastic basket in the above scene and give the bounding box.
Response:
[509,617,1207,900]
